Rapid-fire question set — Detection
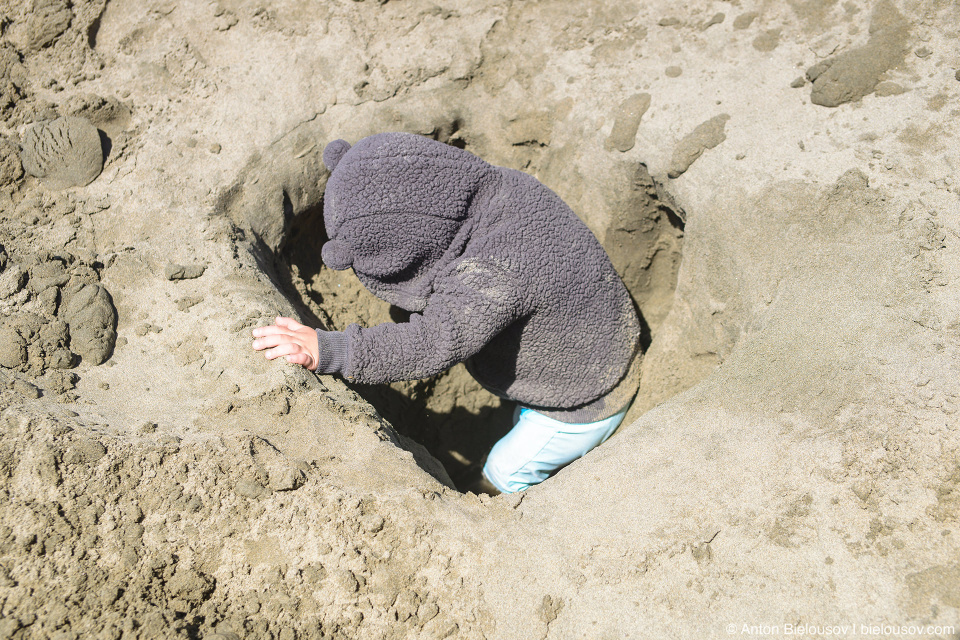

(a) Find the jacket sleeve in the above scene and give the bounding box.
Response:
[315,258,523,383]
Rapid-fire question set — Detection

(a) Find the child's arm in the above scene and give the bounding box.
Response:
[252,257,523,382]
[252,316,320,370]
[327,257,524,383]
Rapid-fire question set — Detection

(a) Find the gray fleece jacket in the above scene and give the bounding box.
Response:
[315,133,641,423]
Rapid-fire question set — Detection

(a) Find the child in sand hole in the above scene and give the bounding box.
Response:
[252,133,641,494]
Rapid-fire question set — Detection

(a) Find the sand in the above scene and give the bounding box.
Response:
[0,0,959,638]
[21,116,105,189]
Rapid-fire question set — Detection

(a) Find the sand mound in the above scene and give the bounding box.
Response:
[21,116,104,189]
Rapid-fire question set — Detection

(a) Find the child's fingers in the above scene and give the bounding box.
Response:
[251,333,296,351]
[252,326,298,341]
[284,353,313,367]
[263,343,302,360]
[252,325,277,338]
[275,316,306,331]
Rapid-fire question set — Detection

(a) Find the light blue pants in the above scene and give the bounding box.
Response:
[482,406,628,493]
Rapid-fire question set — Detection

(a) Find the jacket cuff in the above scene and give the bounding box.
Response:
[315,329,350,375]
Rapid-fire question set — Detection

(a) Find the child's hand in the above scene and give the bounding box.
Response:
[251,317,320,371]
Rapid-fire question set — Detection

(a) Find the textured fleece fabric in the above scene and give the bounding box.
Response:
[316,132,641,423]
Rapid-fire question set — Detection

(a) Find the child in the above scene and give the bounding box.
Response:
[252,133,641,494]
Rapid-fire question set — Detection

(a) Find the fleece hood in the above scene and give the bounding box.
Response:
[321,133,494,312]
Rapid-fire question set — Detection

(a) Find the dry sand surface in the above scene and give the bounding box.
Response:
[1,0,959,638]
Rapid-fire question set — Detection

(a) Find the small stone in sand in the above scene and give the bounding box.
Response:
[0,325,26,369]
[806,1,909,107]
[668,114,731,178]
[606,93,651,153]
[62,283,118,365]
[703,13,725,30]
[165,263,206,280]
[733,12,758,30]
[0,139,24,188]
[874,81,906,97]
[12,377,41,399]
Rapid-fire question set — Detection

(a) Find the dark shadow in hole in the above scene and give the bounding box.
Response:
[664,206,685,232]
[281,189,295,230]
[272,199,330,332]
[353,381,515,490]
[87,12,103,49]
[237,210,325,334]
[634,298,653,354]
[98,129,112,163]
[388,306,410,324]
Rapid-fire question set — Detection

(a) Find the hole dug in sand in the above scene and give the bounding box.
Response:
[273,156,686,492]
